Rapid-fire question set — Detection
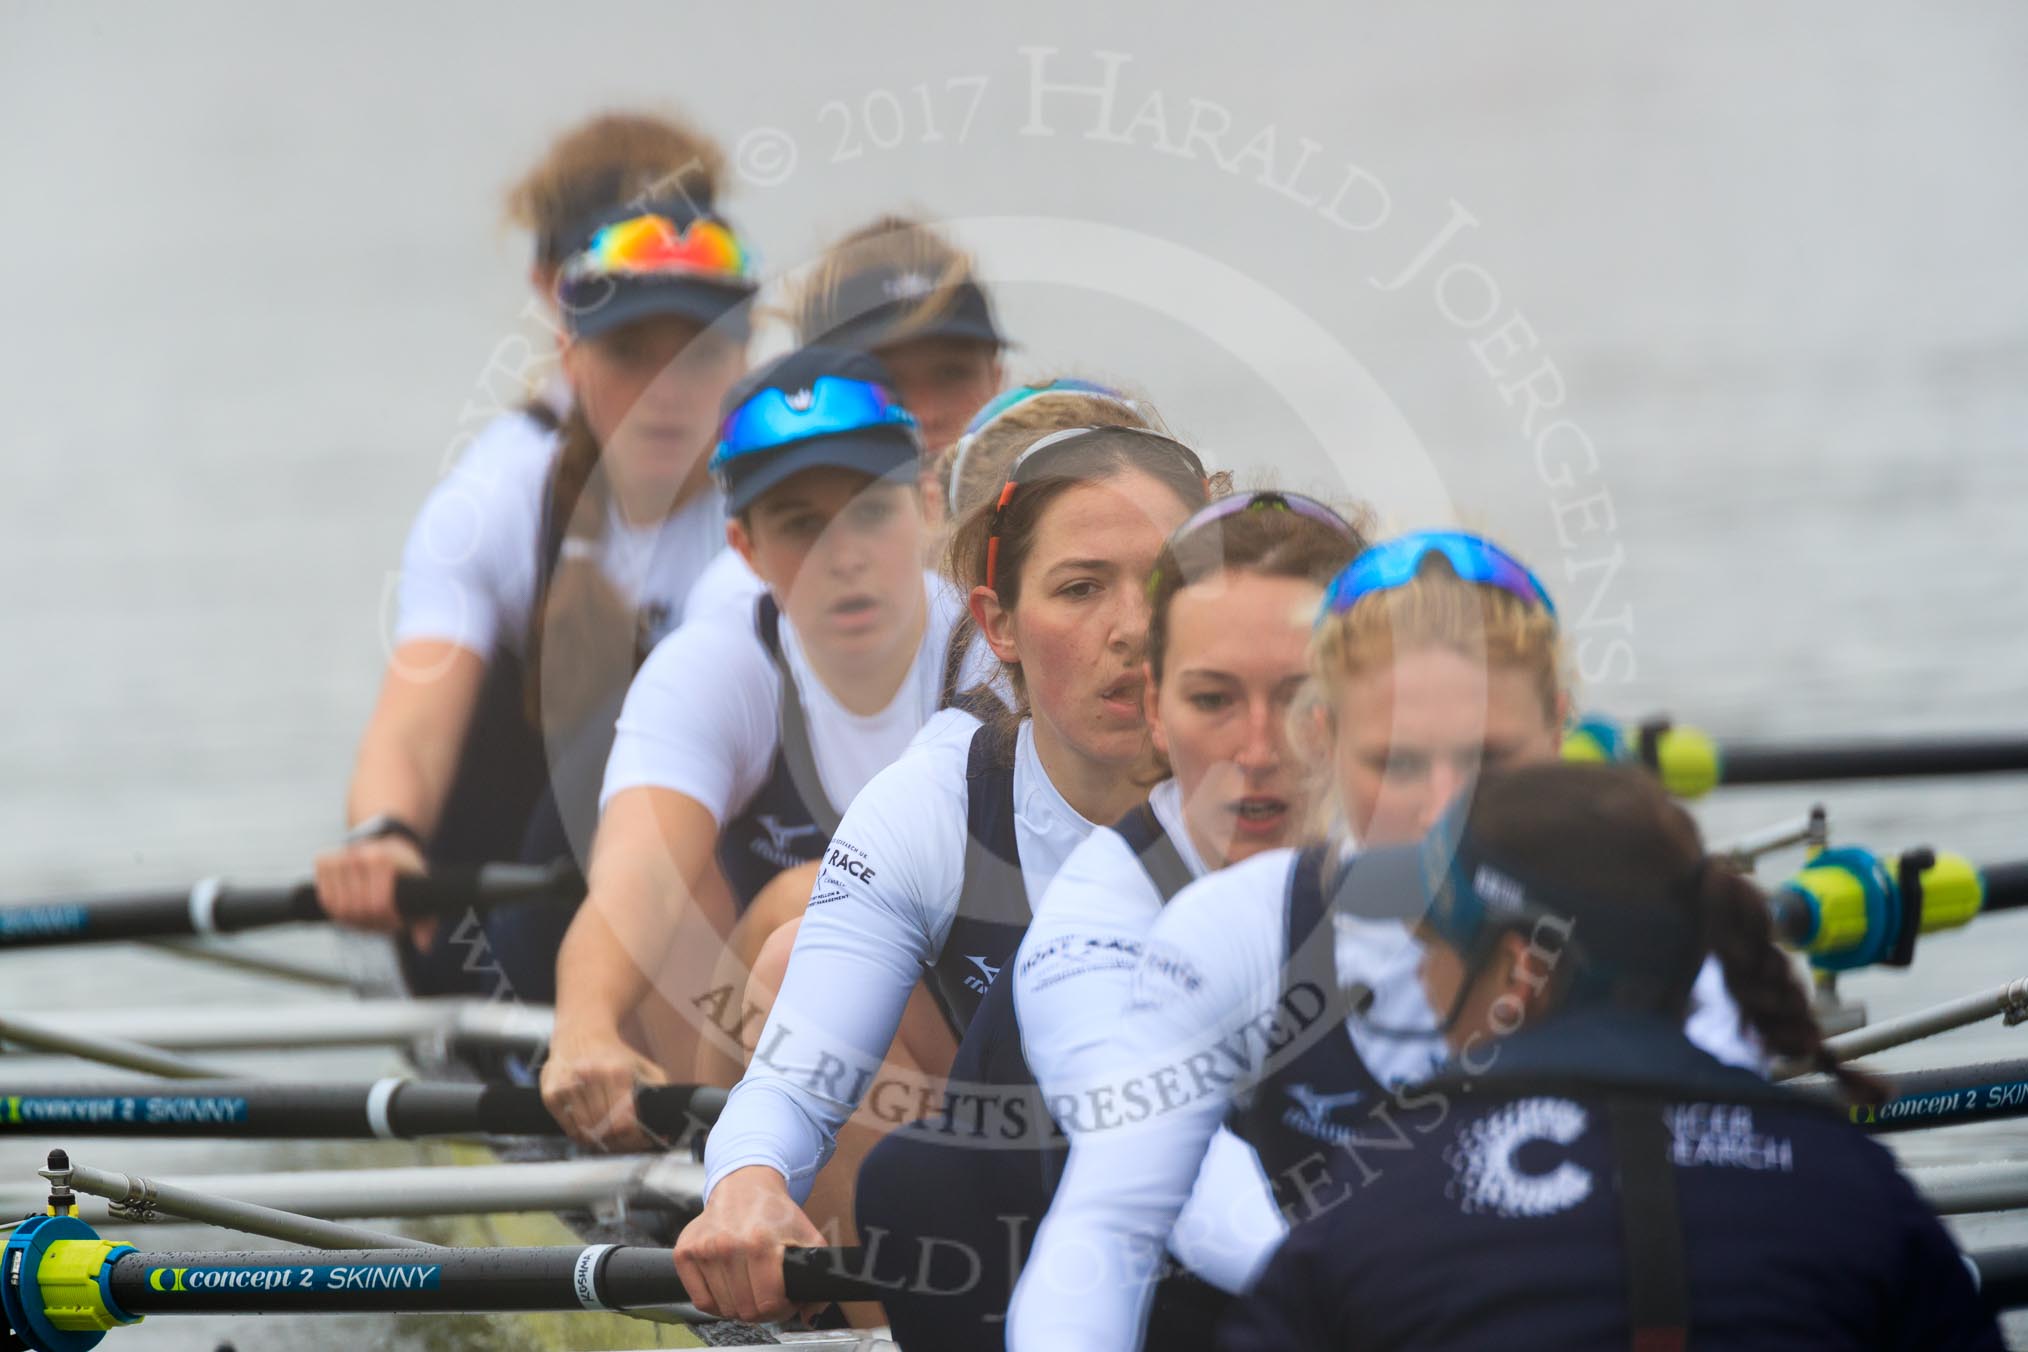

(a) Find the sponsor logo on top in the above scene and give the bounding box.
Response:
[748,814,821,869]
[1445,1096,1593,1219]
[962,953,1002,996]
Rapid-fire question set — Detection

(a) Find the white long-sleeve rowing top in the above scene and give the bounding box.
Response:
[1012,779,1288,1298]
[702,710,1096,1199]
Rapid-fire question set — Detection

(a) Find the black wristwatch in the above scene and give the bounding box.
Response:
[345,813,429,855]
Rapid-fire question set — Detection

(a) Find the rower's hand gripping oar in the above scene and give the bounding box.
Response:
[1565,715,2028,797]
[0,858,584,952]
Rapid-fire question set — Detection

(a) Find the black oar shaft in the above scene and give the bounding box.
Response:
[103,1244,875,1315]
[85,1239,2028,1318]
[1799,1058,2028,1134]
[1982,860,2028,915]
[1973,1245,2028,1313]
[0,1079,725,1139]
[0,861,582,951]
[1718,736,2028,786]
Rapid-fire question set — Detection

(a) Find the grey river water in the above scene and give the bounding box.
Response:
[4,3,2026,1346]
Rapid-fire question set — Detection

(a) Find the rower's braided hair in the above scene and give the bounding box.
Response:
[523,405,642,734]
[1700,863,1883,1104]
[1464,763,1883,1106]
[510,110,731,733]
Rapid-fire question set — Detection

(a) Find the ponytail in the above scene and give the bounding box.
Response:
[523,408,639,734]
[1702,864,1884,1106]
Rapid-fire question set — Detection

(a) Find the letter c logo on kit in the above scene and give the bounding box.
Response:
[148,1268,189,1292]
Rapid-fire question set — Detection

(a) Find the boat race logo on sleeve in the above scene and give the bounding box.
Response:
[1127,941,1208,1009]
[822,838,879,886]
[1444,1097,1594,1218]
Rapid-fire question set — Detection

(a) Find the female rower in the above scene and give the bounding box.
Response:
[681,213,1010,626]
[1222,761,1999,1352]
[689,379,1162,1090]
[791,215,1007,507]
[859,492,1371,1349]
[537,345,964,1145]
[672,423,1220,1325]
[1010,531,1760,1351]
[315,113,754,996]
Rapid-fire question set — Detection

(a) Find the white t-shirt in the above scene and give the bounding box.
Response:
[702,709,1097,1200]
[681,547,768,632]
[1012,778,1284,1302]
[394,408,729,658]
[1010,845,1764,1352]
[600,573,962,827]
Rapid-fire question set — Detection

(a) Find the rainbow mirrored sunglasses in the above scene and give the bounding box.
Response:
[984,425,1208,593]
[561,213,755,287]
[710,375,919,475]
[1320,529,1557,622]
[1147,491,1359,597]
[950,380,1152,503]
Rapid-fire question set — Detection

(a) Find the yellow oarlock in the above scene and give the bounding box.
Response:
[1901,850,1984,936]
[1780,848,1986,969]
[38,1237,141,1334]
[1558,717,1721,799]
[1649,724,1721,800]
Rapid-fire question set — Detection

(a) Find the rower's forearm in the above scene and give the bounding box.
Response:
[553,902,657,1035]
[345,739,449,838]
[344,644,486,839]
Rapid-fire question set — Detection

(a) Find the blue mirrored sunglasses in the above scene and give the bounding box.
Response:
[1320,530,1557,622]
[711,375,918,473]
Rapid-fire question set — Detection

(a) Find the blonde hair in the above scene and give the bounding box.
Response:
[1310,561,1564,719]
[506,110,726,265]
[787,214,986,346]
[1295,552,1566,840]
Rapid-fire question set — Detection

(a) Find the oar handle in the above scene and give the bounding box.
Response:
[782,1246,879,1303]
[391,859,584,921]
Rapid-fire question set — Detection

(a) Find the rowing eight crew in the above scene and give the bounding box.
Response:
[307,110,1999,1352]
[673,522,1999,1349]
